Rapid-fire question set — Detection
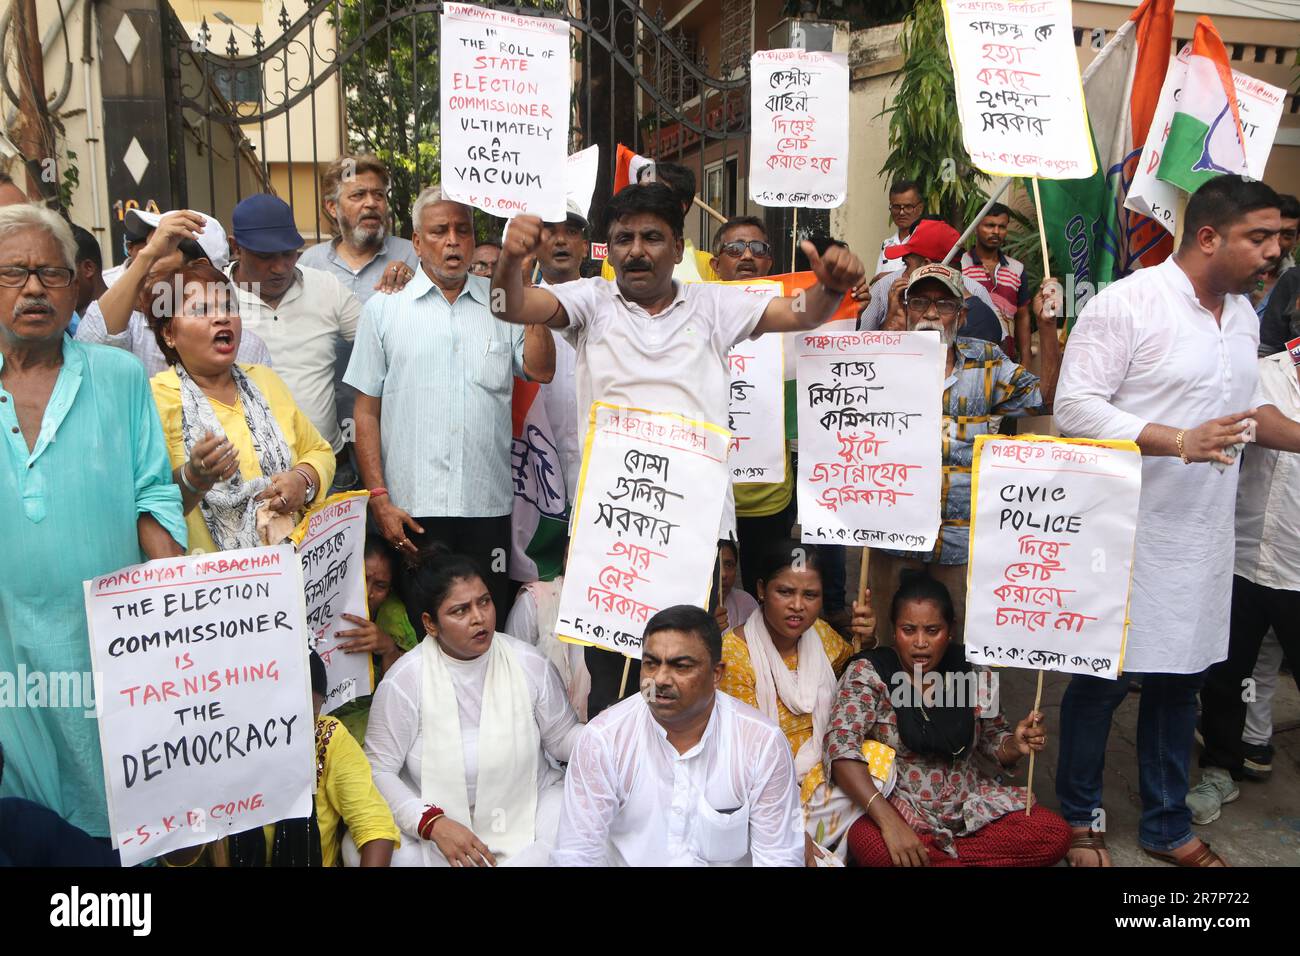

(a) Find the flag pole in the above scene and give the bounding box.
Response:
[1030,177,1052,279]
[791,208,799,271]
[854,547,871,652]
[943,176,1014,264]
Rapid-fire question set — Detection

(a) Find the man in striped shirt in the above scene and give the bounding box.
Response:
[958,203,1031,361]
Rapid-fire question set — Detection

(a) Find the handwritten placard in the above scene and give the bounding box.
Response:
[749,49,849,208]
[964,435,1141,679]
[84,546,313,866]
[556,404,729,659]
[795,331,943,549]
[726,282,785,484]
[1127,45,1284,233]
[440,2,570,219]
[942,0,1095,179]
[291,492,372,715]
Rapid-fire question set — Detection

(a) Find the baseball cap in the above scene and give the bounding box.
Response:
[906,263,966,300]
[546,197,589,232]
[883,218,963,263]
[230,193,305,254]
[123,208,230,269]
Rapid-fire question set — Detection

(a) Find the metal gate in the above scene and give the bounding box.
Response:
[162,0,757,254]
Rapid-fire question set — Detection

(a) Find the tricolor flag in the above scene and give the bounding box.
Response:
[1155,17,1249,193]
[613,143,654,194]
[1035,0,1174,327]
[509,378,568,583]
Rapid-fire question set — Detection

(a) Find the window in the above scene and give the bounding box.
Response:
[704,156,738,218]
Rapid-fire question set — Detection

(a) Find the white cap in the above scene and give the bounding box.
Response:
[123,208,230,269]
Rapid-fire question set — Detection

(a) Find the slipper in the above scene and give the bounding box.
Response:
[1067,828,1110,867]
[1143,841,1227,868]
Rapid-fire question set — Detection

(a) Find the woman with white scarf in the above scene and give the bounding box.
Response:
[717,539,878,866]
[365,548,582,866]
[146,261,334,555]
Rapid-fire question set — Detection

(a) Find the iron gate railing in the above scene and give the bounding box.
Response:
[163,0,760,254]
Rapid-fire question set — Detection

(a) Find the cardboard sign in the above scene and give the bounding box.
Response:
[749,49,849,208]
[1127,44,1284,233]
[964,435,1141,679]
[943,0,1096,179]
[440,2,570,219]
[796,330,944,549]
[290,492,372,714]
[556,404,729,659]
[85,546,313,866]
[726,279,786,484]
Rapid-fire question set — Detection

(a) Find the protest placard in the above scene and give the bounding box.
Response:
[290,492,372,715]
[556,404,729,658]
[964,435,1141,679]
[440,2,570,220]
[725,279,786,484]
[942,0,1096,180]
[796,330,943,550]
[1127,45,1284,233]
[567,144,600,221]
[749,49,848,208]
[85,545,314,866]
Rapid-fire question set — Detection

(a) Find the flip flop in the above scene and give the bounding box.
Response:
[1143,841,1227,868]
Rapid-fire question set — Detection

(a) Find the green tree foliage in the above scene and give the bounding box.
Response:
[878,0,988,227]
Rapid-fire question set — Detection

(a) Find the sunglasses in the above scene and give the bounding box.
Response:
[719,239,773,259]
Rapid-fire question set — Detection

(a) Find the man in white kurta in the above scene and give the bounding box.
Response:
[551,605,803,867]
[1052,176,1293,865]
[364,631,582,866]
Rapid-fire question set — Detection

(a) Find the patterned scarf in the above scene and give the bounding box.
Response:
[176,364,292,551]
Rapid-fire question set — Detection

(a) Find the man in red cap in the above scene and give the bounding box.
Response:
[855,218,1002,346]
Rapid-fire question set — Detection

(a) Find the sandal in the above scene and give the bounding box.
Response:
[1067,828,1110,867]
[1143,840,1228,868]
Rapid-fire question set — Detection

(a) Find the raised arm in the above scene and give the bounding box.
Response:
[492,214,570,329]
[753,240,865,334]
[97,211,207,335]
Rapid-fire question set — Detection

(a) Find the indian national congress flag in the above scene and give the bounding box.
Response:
[1155,17,1248,193]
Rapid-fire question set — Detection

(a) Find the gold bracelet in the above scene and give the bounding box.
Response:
[1175,429,1190,465]
[865,790,881,816]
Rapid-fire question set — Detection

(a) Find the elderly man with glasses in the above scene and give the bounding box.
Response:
[866,263,1061,643]
[0,204,186,846]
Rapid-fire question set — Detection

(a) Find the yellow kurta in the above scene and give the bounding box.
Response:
[719,618,853,757]
[150,364,336,554]
[313,715,400,867]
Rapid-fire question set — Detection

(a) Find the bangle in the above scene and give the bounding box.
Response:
[179,462,202,495]
[292,466,316,501]
[1175,429,1190,465]
[418,804,445,841]
[369,487,389,499]
[865,790,881,816]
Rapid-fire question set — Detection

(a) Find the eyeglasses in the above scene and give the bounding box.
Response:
[904,295,962,317]
[719,239,773,259]
[0,265,76,289]
[889,202,922,214]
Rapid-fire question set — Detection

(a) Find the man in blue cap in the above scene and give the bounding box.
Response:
[227,193,363,492]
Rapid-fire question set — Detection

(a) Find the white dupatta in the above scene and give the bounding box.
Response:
[742,607,838,782]
[420,634,540,861]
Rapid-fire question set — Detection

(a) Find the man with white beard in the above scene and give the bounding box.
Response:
[866,263,1061,641]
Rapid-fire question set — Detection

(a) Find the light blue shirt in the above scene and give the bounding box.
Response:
[0,339,186,837]
[298,235,418,305]
[344,271,525,518]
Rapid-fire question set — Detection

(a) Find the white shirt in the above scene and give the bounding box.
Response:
[551,691,802,867]
[875,232,908,276]
[1055,257,1260,674]
[1234,352,1300,591]
[364,634,582,840]
[547,278,775,535]
[228,264,362,452]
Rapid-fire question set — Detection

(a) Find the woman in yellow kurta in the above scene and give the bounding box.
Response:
[144,260,334,553]
[718,538,878,866]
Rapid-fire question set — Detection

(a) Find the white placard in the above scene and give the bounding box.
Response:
[749,49,849,208]
[943,0,1096,179]
[964,436,1141,679]
[567,144,600,222]
[440,2,570,220]
[293,492,372,715]
[85,546,313,866]
[727,285,785,484]
[556,404,729,659]
[796,330,943,549]
[1127,46,1284,233]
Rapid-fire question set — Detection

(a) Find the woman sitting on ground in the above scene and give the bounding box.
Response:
[827,572,1071,867]
[718,539,876,864]
[364,547,582,866]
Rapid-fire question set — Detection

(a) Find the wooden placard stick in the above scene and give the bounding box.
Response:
[1025,668,1045,816]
